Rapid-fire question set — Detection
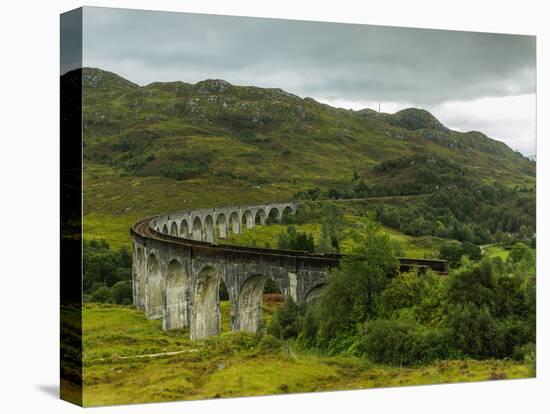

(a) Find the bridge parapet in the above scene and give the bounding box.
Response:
[150,202,299,242]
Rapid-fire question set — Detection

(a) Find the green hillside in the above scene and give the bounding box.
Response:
[72,68,536,405]
[76,67,535,250]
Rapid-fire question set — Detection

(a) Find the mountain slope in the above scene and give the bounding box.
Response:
[70,68,535,250]
[80,67,534,193]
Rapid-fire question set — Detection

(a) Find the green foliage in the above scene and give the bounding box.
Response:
[257,334,282,352]
[370,170,534,245]
[445,304,498,358]
[83,239,132,292]
[269,298,300,340]
[276,226,315,252]
[357,319,451,365]
[278,233,535,366]
[379,271,422,314]
[439,241,482,268]
[111,281,133,305]
[520,343,536,376]
[317,204,344,253]
[263,278,280,294]
[91,286,112,303]
[378,208,401,229]
[447,259,496,308]
[83,239,133,304]
[509,242,534,264]
[306,222,400,349]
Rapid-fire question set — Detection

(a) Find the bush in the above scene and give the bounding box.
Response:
[111,281,133,305]
[276,226,315,252]
[447,259,495,309]
[439,241,481,268]
[439,242,463,268]
[379,271,421,315]
[258,335,282,352]
[83,239,132,292]
[509,242,534,264]
[357,319,450,365]
[445,304,499,359]
[519,343,536,376]
[269,298,300,340]
[91,285,112,303]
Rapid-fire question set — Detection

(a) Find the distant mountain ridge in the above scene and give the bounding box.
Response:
[73,67,534,189]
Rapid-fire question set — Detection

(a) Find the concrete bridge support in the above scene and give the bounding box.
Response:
[145,253,163,320]
[133,239,329,340]
[131,201,329,340]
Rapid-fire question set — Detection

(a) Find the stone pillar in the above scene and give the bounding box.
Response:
[288,272,298,302]
[219,221,228,238]
[246,212,255,229]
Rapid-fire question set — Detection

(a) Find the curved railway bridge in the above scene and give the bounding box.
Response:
[131,202,447,340]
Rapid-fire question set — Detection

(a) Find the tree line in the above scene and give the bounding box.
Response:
[268,222,535,370]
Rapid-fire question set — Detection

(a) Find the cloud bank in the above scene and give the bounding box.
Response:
[82,7,536,155]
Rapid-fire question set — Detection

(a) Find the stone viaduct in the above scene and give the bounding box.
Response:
[131,202,447,340]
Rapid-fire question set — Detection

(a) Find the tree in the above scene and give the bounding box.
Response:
[509,242,533,264]
[111,281,133,305]
[277,226,315,252]
[353,179,370,198]
[439,242,463,268]
[447,259,495,309]
[461,242,482,261]
[327,188,342,199]
[439,241,481,268]
[317,204,344,253]
[92,285,112,303]
[379,271,421,314]
[380,208,401,229]
[269,298,300,340]
[445,303,499,359]
[315,221,400,345]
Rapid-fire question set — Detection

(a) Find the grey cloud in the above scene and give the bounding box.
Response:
[81,7,536,154]
[83,7,535,104]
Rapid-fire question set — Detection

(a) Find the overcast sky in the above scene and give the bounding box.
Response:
[81,7,536,155]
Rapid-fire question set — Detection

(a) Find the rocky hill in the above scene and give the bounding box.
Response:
[78,67,534,191]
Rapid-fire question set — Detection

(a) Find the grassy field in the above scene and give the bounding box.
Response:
[221,213,442,258]
[483,244,511,260]
[83,162,445,258]
[83,162,297,250]
[81,303,530,406]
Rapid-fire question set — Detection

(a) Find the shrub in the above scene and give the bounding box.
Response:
[91,285,112,303]
[445,304,499,359]
[357,319,449,365]
[379,271,421,315]
[509,242,534,264]
[111,281,133,305]
[440,241,481,268]
[258,335,282,352]
[447,259,495,309]
[276,226,315,252]
[269,298,300,340]
[520,343,536,377]
[83,239,132,291]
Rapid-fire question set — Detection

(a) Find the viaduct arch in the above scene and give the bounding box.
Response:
[131,202,447,340]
